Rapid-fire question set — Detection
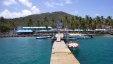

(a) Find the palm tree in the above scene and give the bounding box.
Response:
[95,16,102,28]
[27,19,32,26]
[106,16,112,26]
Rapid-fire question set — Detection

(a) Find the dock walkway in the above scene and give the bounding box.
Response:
[50,33,80,64]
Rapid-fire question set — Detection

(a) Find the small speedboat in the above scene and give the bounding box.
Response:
[36,37,47,39]
[67,41,79,48]
[36,36,51,39]
[67,34,93,39]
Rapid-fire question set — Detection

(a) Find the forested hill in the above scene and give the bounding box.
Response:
[0,11,113,33]
[11,11,73,27]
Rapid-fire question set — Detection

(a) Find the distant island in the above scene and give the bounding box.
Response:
[0,11,113,36]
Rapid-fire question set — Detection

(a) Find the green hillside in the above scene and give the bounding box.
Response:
[0,11,113,33]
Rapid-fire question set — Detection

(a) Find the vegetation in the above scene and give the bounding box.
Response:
[0,11,113,33]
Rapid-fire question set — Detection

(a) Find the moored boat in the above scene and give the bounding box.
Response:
[36,36,51,39]
[67,33,93,39]
[67,41,79,48]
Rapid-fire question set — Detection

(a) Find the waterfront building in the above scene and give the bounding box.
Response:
[16,27,52,34]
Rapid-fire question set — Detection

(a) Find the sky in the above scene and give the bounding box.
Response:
[0,0,113,18]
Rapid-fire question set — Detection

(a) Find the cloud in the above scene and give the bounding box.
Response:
[1,0,41,18]
[0,9,31,18]
[95,13,100,16]
[18,0,40,13]
[45,0,72,8]
[74,10,78,14]
[3,0,33,7]
[3,0,17,6]
[31,6,40,14]
[18,0,32,8]
[45,1,64,8]
[0,7,40,18]
[45,2,54,8]
[65,0,72,4]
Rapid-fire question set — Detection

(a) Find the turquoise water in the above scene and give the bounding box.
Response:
[0,37,53,64]
[72,36,113,64]
[1,36,113,64]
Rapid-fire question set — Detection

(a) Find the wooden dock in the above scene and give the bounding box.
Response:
[50,33,80,64]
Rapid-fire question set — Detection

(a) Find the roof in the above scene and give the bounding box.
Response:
[36,30,52,32]
[22,27,52,29]
[16,30,33,33]
[74,29,83,31]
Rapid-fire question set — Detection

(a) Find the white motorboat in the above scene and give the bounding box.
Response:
[68,33,93,39]
[67,41,79,48]
[36,36,51,39]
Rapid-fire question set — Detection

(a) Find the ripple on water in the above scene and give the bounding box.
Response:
[71,36,113,64]
[0,37,53,64]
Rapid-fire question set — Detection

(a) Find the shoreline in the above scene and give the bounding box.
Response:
[0,33,113,38]
[0,34,52,38]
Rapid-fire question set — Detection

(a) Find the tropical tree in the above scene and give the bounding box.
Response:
[105,16,112,26]
[95,16,102,28]
[27,19,32,26]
